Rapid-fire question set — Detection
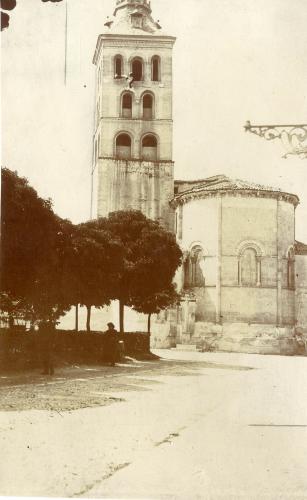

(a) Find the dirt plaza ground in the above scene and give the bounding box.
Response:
[0,350,307,499]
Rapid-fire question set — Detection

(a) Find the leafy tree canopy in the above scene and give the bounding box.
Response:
[1,167,70,322]
[95,210,183,332]
[2,168,60,297]
[60,220,125,331]
[130,284,180,334]
[1,0,63,32]
[1,171,182,332]
[131,284,180,316]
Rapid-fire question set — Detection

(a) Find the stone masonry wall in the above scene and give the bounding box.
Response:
[98,158,174,230]
[220,195,296,326]
[94,36,175,229]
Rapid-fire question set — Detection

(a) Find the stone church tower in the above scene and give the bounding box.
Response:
[92,0,176,230]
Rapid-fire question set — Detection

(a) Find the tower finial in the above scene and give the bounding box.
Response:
[114,0,152,16]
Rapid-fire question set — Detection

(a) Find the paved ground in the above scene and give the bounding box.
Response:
[0,350,307,499]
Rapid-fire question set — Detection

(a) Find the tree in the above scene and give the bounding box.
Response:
[1,0,15,31]
[98,210,182,333]
[1,0,63,32]
[0,292,30,328]
[130,284,180,335]
[1,167,70,324]
[60,220,124,332]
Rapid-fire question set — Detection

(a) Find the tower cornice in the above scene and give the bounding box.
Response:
[170,189,299,209]
[93,33,176,65]
[114,0,152,16]
[101,33,176,42]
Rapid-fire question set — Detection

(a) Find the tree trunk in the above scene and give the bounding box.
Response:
[8,315,14,330]
[75,304,79,332]
[147,313,151,334]
[147,313,152,352]
[119,300,124,334]
[86,305,92,332]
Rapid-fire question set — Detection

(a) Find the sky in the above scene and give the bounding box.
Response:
[2,0,307,240]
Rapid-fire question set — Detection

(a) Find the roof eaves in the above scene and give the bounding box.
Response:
[295,241,307,255]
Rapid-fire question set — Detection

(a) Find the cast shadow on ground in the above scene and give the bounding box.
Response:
[0,358,253,413]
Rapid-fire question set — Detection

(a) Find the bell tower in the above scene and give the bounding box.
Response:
[92,0,176,229]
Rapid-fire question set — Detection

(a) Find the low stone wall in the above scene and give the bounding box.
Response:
[150,320,306,355]
[0,329,151,372]
[194,323,306,355]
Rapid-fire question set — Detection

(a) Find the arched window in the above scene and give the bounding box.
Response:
[143,93,153,119]
[131,58,143,81]
[238,241,263,287]
[114,55,123,78]
[190,246,205,287]
[122,92,132,118]
[184,246,205,288]
[142,134,157,161]
[116,133,131,159]
[240,248,258,286]
[151,56,160,81]
[287,248,295,289]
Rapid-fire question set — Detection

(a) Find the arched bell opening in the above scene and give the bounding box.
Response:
[141,134,158,161]
[122,92,133,119]
[116,133,132,159]
[142,93,154,120]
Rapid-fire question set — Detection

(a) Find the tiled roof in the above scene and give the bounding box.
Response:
[176,175,281,193]
[295,241,307,255]
[172,175,299,207]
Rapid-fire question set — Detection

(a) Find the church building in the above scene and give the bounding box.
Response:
[91,0,307,355]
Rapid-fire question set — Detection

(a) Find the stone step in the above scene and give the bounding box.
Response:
[174,344,198,351]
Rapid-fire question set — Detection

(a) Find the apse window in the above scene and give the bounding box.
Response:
[190,246,205,287]
[240,248,258,286]
[142,134,157,161]
[116,133,131,159]
[184,246,205,288]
